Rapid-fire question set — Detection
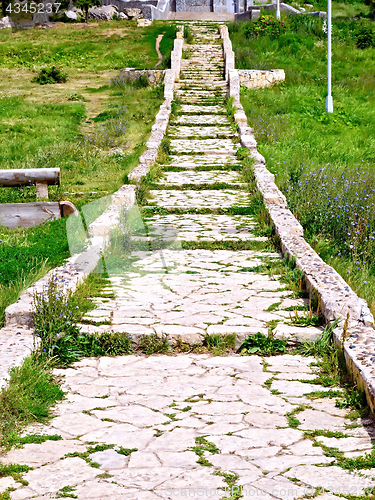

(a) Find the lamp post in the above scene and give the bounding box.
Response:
[326,0,333,113]
[276,0,280,19]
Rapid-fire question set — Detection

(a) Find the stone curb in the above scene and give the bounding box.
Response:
[0,27,184,386]
[220,26,375,412]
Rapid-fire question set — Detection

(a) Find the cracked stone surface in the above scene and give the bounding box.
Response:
[172,114,230,125]
[134,213,264,241]
[170,138,236,154]
[156,170,242,186]
[149,189,249,209]
[0,327,34,389]
[169,126,234,138]
[2,354,375,498]
[161,154,239,169]
[2,22,375,500]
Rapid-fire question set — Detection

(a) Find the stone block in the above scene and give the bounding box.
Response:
[120,68,165,87]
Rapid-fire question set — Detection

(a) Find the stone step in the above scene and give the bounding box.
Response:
[161,154,240,169]
[171,114,232,125]
[170,138,236,154]
[179,104,227,114]
[169,125,235,139]
[175,80,227,88]
[155,170,242,186]
[175,91,225,98]
[132,214,264,242]
[148,189,248,209]
[103,248,298,342]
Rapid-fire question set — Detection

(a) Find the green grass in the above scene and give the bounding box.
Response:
[0,21,171,320]
[230,12,375,314]
[0,21,176,71]
[0,356,64,451]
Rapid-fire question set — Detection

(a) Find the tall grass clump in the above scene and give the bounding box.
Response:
[33,274,133,366]
[0,356,64,449]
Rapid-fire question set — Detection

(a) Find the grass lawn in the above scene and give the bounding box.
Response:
[0,20,176,324]
[230,5,375,312]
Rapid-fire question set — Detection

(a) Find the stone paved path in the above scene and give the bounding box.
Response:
[2,22,375,500]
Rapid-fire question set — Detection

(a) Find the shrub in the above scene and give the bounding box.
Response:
[244,15,286,39]
[356,26,375,49]
[33,66,68,85]
[33,275,133,365]
[33,275,81,362]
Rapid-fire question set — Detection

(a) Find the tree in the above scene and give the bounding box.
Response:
[74,0,100,23]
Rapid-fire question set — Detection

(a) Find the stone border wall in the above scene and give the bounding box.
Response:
[238,69,285,89]
[220,24,375,413]
[0,26,184,388]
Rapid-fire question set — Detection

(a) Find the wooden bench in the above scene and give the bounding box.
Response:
[0,168,60,199]
[0,168,78,228]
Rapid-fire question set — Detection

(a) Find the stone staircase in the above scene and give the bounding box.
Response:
[81,22,323,346]
[3,23,375,500]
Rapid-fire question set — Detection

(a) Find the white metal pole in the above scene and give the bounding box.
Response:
[276,0,280,19]
[326,0,333,113]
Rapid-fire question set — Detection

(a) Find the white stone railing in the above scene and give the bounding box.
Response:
[220,24,375,412]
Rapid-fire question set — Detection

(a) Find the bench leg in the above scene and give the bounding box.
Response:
[36,181,48,199]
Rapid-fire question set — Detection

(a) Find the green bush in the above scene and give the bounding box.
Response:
[356,26,375,48]
[244,15,286,39]
[33,275,81,361]
[33,66,68,85]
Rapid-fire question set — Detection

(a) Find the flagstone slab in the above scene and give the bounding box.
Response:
[139,213,260,242]
[170,138,236,154]
[173,114,231,125]
[169,125,235,138]
[180,104,226,114]
[148,189,248,208]
[155,170,241,185]
[162,154,239,169]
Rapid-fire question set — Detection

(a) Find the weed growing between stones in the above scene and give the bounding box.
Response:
[184,25,194,45]
[203,333,236,355]
[32,274,133,366]
[56,485,77,499]
[0,356,64,451]
[190,436,219,466]
[64,444,129,469]
[215,471,242,500]
[296,320,370,420]
[138,333,171,355]
[240,332,287,356]
[286,405,308,428]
